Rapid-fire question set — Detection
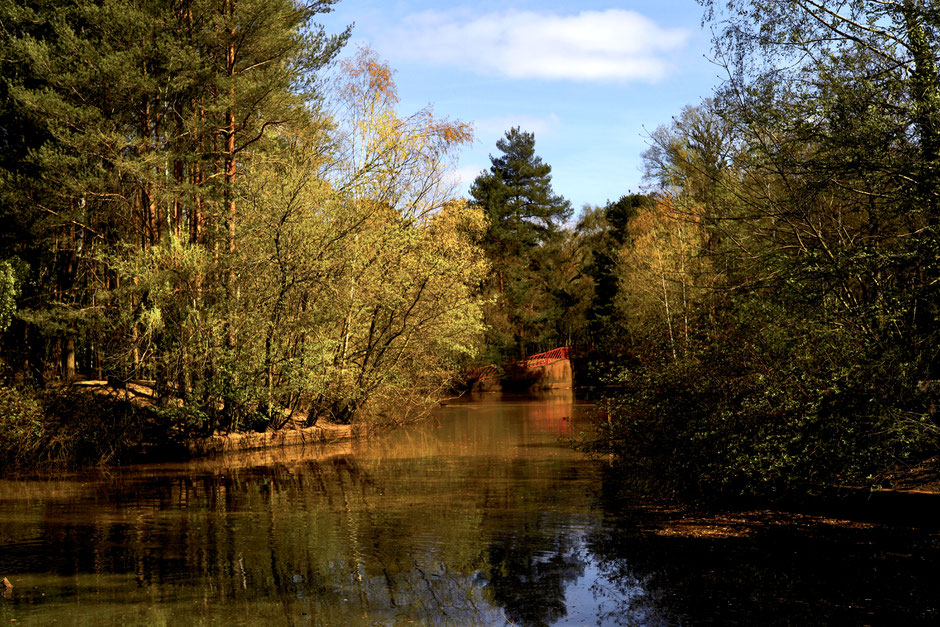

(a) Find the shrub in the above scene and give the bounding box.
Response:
[584,314,939,500]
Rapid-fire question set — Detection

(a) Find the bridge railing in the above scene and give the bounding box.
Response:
[466,347,571,381]
[466,363,500,381]
[521,346,571,369]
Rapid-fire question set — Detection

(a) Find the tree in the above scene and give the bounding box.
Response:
[0,0,349,392]
[469,128,572,359]
[615,195,714,360]
[583,2,940,498]
[0,261,17,335]
[297,47,483,423]
[105,46,484,432]
[575,193,651,349]
[697,0,940,373]
[0,5,489,468]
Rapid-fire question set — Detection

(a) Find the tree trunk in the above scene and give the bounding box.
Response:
[64,335,76,382]
[224,0,238,353]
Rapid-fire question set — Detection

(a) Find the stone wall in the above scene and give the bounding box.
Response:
[528,358,573,390]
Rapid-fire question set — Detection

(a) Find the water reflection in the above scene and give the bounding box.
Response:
[2,394,940,625]
[482,523,585,625]
[0,394,644,625]
[584,488,940,625]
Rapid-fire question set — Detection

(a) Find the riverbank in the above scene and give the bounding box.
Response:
[186,421,356,456]
[4,379,939,516]
[0,380,361,473]
[72,379,362,457]
[4,393,939,626]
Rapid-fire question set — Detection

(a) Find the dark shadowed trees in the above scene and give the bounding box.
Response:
[584,0,940,498]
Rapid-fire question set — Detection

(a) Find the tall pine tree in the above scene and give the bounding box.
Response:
[0,0,347,395]
[470,127,572,359]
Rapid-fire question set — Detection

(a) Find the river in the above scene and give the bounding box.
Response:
[1,392,939,625]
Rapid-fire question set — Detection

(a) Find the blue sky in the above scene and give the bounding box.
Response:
[317,1,722,215]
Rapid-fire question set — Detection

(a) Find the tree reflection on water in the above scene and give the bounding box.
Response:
[585,466,940,625]
[481,524,586,625]
[2,397,940,625]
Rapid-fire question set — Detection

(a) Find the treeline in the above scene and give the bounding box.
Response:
[464,1,940,498]
[464,127,654,363]
[3,0,938,492]
[579,0,940,498]
[0,0,487,462]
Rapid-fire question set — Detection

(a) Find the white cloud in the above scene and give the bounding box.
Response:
[448,164,487,191]
[383,9,690,82]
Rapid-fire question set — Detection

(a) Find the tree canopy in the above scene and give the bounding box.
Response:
[578,0,940,498]
[0,1,487,461]
[469,127,573,359]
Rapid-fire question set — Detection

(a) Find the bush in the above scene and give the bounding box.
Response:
[0,384,45,468]
[0,385,163,471]
[584,314,939,500]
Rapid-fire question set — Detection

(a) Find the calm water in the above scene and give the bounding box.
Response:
[2,392,940,625]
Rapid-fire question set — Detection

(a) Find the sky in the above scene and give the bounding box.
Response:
[315,1,723,215]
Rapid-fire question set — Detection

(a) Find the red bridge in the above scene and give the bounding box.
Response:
[467,346,573,391]
[521,346,571,368]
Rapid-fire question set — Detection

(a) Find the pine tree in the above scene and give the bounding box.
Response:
[469,127,572,358]
[0,0,348,393]
[576,193,650,349]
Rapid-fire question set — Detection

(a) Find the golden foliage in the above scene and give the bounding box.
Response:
[616,195,715,356]
[329,46,474,221]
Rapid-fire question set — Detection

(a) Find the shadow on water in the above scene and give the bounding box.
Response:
[586,466,940,625]
[1,392,939,625]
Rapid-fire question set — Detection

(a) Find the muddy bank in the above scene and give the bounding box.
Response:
[0,380,363,470]
[186,421,359,456]
[68,380,363,457]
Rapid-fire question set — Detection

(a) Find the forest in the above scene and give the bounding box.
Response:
[1,0,938,499]
[578,0,940,498]
[0,0,486,465]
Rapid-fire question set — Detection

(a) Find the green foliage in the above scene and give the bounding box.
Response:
[584,0,940,499]
[0,384,165,470]
[0,0,486,456]
[0,0,350,384]
[0,260,19,334]
[470,127,574,359]
[0,384,44,467]
[590,305,937,498]
[576,194,650,348]
[471,127,572,252]
[152,404,210,438]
